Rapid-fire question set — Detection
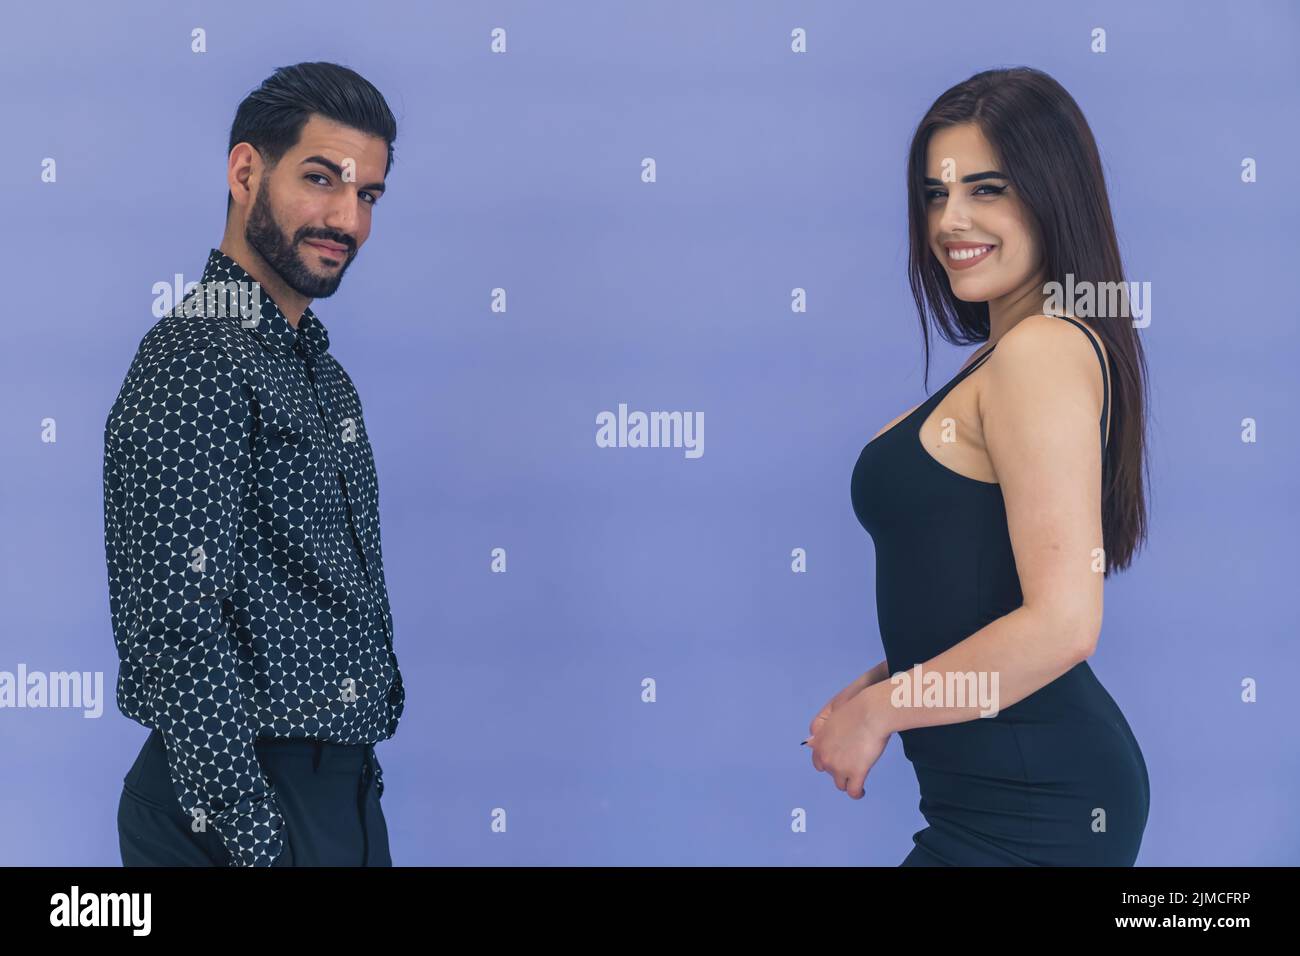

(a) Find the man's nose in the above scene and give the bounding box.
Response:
[324,193,358,237]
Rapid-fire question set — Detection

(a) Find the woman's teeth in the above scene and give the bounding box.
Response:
[948,245,993,260]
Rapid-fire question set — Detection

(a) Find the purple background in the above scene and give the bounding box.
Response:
[1,0,1296,865]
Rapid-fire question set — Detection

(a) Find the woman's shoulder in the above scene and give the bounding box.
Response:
[980,314,1110,430]
[994,313,1109,372]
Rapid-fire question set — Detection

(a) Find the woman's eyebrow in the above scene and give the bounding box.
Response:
[922,170,1009,185]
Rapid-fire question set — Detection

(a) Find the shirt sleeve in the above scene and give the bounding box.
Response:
[103,346,286,867]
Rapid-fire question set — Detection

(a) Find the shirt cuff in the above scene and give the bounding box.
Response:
[210,791,287,867]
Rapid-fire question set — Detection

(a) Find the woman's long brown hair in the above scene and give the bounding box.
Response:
[906,66,1150,576]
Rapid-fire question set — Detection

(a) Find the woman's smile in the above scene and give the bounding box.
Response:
[944,242,997,270]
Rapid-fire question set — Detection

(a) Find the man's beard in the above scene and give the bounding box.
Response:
[245,181,355,300]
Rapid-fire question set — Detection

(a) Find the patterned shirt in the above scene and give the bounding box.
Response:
[102,248,404,866]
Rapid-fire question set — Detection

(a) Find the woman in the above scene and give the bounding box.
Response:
[806,67,1151,866]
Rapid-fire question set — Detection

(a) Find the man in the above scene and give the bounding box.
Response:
[102,62,403,866]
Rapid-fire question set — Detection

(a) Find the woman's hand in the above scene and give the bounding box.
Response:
[806,674,893,799]
[807,661,888,737]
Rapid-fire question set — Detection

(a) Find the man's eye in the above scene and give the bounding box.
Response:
[307,173,376,205]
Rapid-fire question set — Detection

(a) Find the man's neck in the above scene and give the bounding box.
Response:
[216,233,309,329]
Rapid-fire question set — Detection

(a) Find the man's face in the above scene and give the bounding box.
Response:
[244,114,389,299]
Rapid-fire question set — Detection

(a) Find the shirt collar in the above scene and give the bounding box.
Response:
[199,247,330,357]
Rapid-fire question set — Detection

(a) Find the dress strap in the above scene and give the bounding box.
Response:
[1045,313,1111,466]
[950,342,996,387]
[966,344,996,375]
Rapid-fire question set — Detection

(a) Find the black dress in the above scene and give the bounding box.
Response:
[850,313,1149,865]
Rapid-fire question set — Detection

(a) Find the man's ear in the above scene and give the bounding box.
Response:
[227,142,261,209]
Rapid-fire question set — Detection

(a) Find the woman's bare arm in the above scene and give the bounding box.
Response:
[860,315,1108,733]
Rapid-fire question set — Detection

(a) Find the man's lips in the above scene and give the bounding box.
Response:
[304,239,349,256]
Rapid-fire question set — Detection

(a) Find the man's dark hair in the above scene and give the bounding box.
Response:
[226,61,397,215]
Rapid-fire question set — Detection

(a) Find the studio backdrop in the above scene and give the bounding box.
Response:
[1,0,1297,866]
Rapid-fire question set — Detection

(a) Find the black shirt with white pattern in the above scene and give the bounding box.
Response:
[102,248,404,866]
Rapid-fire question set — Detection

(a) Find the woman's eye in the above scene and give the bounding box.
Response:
[925,184,1007,202]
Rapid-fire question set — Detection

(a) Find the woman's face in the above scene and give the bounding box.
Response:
[924,122,1042,304]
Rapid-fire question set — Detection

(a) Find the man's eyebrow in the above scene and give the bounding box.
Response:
[922,170,1009,185]
[300,155,386,193]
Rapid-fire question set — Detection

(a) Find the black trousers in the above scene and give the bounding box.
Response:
[118,728,391,866]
